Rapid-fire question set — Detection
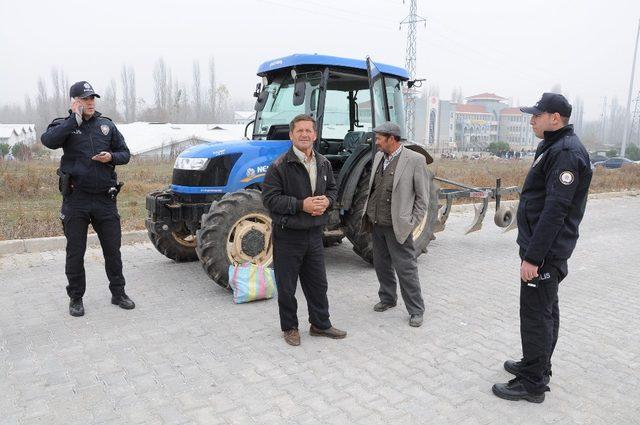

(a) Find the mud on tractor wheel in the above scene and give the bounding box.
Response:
[196,189,273,288]
[344,165,439,264]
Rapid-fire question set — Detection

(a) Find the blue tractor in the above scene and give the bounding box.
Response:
[145,54,441,287]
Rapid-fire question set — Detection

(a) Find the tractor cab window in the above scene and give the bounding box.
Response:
[384,77,406,139]
[254,72,321,139]
[370,76,387,131]
[317,71,376,168]
[322,89,373,139]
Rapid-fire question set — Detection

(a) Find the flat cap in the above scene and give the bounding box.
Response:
[373,121,402,138]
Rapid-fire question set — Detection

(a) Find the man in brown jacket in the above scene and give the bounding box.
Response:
[362,122,428,327]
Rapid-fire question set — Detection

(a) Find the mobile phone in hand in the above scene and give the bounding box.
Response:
[75,105,84,127]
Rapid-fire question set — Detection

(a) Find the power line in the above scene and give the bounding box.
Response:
[428,18,564,82]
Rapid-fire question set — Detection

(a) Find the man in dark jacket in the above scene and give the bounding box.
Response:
[262,114,346,346]
[492,93,592,403]
[41,81,135,317]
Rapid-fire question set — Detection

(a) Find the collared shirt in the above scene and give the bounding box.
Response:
[292,145,317,193]
[383,145,403,170]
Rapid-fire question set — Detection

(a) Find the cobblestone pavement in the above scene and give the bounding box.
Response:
[1,195,639,424]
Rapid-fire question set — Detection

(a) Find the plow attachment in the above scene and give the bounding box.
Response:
[433,177,520,235]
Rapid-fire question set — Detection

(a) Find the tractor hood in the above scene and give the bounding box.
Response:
[177,139,289,159]
[171,139,292,194]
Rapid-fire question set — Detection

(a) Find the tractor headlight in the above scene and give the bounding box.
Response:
[174,157,210,170]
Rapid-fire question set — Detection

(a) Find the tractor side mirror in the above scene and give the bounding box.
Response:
[293,79,306,106]
[253,82,261,98]
[254,86,268,112]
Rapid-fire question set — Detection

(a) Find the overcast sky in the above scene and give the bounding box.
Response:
[1,0,639,120]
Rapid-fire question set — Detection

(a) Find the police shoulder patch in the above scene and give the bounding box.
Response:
[100,124,110,136]
[559,171,574,185]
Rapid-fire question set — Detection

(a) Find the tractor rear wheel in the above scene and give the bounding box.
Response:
[344,165,439,264]
[196,189,273,288]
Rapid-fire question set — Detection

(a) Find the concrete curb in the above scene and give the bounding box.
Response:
[0,190,638,257]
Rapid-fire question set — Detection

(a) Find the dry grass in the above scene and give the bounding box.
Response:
[1,158,639,240]
[0,159,172,240]
[433,158,640,195]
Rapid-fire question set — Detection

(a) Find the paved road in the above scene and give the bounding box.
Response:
[1,195,639,424]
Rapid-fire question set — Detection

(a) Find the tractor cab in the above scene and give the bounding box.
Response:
[251,54,409,174]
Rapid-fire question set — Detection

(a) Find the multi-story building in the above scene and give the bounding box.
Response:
[498,108,537,148]
[420,92,537,152]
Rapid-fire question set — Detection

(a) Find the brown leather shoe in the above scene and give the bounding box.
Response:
[309,325,347,339]
[283,329,300,346]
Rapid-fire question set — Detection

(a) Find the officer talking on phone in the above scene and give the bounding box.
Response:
[41,81,134,317]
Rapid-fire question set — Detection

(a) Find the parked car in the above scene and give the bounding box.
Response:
[593,157,637,169]
[589,154,608,165]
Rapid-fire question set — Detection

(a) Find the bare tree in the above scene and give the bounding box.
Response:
[215,84,233,123]
[121,65,137,122]
[35,77,50,133]
[153,57,170,121]
[167,68,174,120]
[129,68,137,121]
[607,97,625,146]
[208,56,217,122]
[571,96,584,135]
[101,79,121,121]
[50,67,68,115]
[24,95,34,119]
[173,81,190,123]
[192,60,202,122]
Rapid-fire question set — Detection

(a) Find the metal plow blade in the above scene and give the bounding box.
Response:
[434,196,452,233]
[494,203,519,233]
[465,196,489,234]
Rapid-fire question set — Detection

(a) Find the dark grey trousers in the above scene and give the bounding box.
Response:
[372,225,425,315]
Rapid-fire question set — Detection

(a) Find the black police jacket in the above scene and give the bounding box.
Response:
[41,111,130,193]
[262,147,337,230]
[517,125,593,266]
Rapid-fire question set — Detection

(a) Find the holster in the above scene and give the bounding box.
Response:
[108,182,124,200]
[56,168,73,196]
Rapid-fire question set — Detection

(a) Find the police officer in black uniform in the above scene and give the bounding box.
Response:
[41,81,135,317]
[492,93,593,403]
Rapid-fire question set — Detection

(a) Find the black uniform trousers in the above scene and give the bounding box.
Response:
[518,250,568,394]
[272,225,331,332]
[61,190,126,299]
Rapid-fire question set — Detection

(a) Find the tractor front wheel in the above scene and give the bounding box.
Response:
[196,189,273,288]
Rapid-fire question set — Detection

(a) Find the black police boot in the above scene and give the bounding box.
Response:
[504,359,551,385]
[69,298,84,317]
[492,378,545,403]
[111,293,135,310]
